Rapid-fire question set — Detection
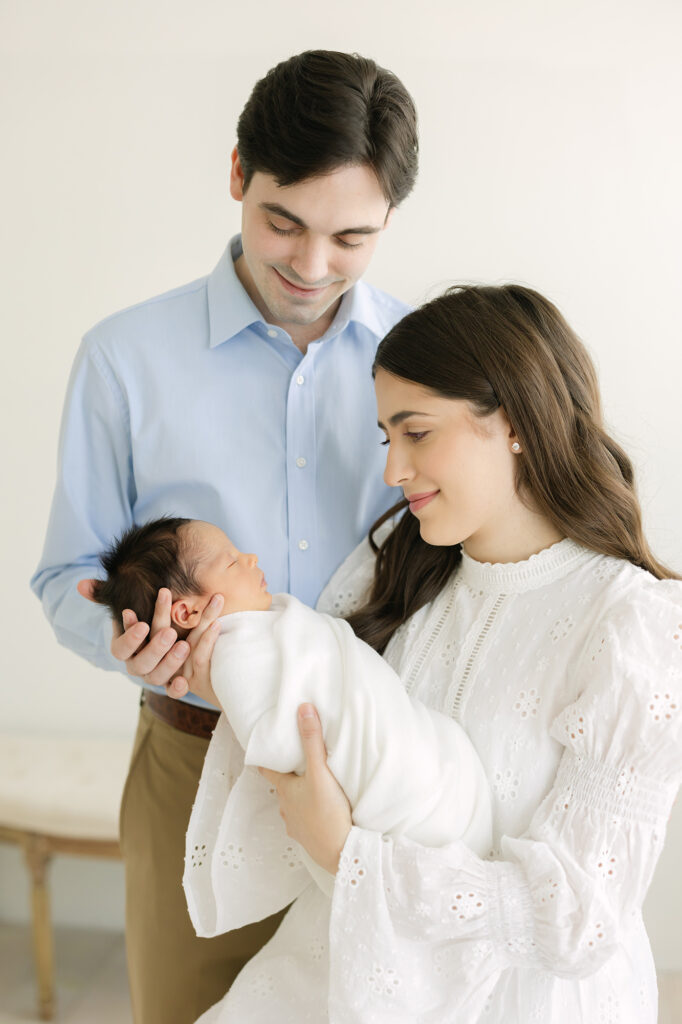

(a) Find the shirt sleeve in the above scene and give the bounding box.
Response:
[327,577,682,1019]
[30,335,134,673]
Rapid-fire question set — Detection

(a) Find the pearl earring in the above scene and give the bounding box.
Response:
[511,442,521,453]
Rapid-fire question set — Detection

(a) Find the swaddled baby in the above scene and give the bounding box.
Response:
[93,516,492,917]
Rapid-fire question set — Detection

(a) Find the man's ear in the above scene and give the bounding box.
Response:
[170,598,202,630]
[229,147,246,202]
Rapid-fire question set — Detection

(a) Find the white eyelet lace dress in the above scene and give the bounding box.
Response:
[185,534,682,1023]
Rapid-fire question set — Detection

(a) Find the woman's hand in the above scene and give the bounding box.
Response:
[260,704,352,875]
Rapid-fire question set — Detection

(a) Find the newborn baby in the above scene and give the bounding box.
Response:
[92,517,492,922]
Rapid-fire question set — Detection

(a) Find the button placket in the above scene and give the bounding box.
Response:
[286,356,318,603]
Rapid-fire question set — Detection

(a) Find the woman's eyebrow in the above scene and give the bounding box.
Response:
[377,411,435,429]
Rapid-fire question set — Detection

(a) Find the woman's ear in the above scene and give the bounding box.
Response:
[170,598,202,630]
[508,424,522,454]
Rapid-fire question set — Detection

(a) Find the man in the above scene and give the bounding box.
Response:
[32,50,418,1024]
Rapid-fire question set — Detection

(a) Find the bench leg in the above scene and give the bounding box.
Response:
[23,834,55,1021]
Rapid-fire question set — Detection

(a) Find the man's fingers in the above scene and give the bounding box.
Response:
[190,620,220,667]
[77,578,97,602]
[297,704,327,775]
[111,620,152,661]
[193,593,224,634]
[121,609,139,630]
[141,639,189,687]
[166,676,189,700]
[150,588,172,636]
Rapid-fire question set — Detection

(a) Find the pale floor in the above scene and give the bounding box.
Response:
[0,923,130,1024]
[0,922,680,1023]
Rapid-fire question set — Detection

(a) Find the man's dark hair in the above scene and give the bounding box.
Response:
[91,517,200,628]
[237,50,418,207]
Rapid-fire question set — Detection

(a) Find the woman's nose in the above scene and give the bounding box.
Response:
[383,443,413,488]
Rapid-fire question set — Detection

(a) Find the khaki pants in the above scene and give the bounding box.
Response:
[120,704,284,1024]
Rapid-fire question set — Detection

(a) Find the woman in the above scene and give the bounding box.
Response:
[184,284,682,1022]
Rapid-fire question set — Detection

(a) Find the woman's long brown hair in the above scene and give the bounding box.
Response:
[348,284,679,654]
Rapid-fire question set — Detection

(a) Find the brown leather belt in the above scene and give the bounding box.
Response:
[141,690,220,741]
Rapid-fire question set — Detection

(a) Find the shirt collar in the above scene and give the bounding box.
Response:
[207,236,264,349]
[207,234,389,349]
[458,538,595,594]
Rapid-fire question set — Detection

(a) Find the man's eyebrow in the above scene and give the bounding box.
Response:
[260,202,383,236]
[261,202,306,228]
[377,411,435,429]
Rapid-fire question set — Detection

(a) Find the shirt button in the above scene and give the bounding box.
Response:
[296,457,307,468]
[298,539,309,551]
[296,374,305,386]
[267,328,278,338]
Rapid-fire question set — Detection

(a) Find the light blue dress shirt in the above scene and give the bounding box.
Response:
[31,236,408,705]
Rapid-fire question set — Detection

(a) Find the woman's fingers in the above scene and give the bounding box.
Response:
[257,706,351,873]
[258,766,289,789]
[297,704,328,777]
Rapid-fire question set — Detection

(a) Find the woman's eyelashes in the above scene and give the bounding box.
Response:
[380,431,430,446]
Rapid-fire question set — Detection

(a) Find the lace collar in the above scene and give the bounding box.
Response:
[458,538,596,594]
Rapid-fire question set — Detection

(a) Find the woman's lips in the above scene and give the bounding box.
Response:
[407,490,439,512]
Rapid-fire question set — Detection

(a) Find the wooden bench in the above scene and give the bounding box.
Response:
[0,734,132,1020]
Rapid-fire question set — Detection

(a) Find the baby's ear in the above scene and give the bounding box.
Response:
[170,598,201,630]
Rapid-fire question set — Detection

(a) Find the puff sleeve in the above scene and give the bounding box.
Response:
[327,577,682,1020]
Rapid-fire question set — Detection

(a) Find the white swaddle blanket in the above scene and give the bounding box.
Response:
[184,594,492,937]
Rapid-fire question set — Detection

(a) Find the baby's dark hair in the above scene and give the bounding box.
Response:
[91,517,201,629]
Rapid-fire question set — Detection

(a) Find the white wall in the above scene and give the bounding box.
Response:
[1,0,681,969]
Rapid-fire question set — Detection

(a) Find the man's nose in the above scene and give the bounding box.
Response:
[289,237,329,285]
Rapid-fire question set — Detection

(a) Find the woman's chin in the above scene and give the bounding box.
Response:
[418,521,462,548]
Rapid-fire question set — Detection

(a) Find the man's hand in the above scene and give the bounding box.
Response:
[259,704,352,875]
[77,580,222,703]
